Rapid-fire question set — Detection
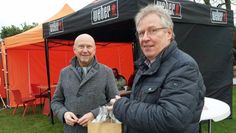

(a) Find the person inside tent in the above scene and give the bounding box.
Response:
[112,68,127,91]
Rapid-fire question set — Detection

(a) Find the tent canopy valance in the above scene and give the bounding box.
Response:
[43,0,233,42]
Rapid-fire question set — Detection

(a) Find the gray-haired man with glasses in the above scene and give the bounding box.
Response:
[109,4,206,133]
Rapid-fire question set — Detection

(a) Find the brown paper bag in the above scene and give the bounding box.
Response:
[88,120,122,133]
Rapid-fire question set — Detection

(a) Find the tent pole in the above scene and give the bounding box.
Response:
[0,41,10,109]
[0,42,7,110]
[44,39,54,124]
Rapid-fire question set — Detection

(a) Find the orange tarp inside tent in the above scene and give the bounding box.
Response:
[1,4,134,107]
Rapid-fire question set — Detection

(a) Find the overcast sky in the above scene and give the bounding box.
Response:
[0,0,94,28]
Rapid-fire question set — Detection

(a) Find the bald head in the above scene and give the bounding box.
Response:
[74,33,95,47]
[73,33,96,67]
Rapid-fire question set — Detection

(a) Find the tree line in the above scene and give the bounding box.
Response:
[0,22,38,39]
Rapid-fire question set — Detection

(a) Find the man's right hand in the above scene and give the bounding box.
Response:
[64,112,79,126]
[107,95,121,111]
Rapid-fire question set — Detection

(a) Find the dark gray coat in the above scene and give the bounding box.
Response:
[51,57,119,133]
[113,41,205,133]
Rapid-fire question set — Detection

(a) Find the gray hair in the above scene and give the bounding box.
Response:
[135,4,175,39]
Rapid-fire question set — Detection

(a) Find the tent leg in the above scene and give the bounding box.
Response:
[0,42,10,109]
[0,94,7,111]
[44,39,54,124]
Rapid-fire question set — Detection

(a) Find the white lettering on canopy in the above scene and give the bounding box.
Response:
[212,11,223,21]
[49,21,59,33]
[211,8,227,24]
[93,5,111,22]
[49,19,64,34]
[155,0,182,19]
[156,1,175,16]
[91,0,118,25]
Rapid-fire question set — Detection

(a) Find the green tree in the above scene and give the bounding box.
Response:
[202,0,232,10]
[21,22,38,31]
[193,0,233,10]
[204,0,211,5]
[0,25,21,39]
[225,0,232,10]
[0,22,38,39]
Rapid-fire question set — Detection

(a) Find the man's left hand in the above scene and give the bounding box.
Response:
[77,112,94,127]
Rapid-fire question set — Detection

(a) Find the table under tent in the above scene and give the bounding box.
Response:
[43,0,234,122]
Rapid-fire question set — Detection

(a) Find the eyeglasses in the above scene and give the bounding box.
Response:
[136,27,167,39]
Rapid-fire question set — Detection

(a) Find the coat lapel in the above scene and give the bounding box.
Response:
[70,66,83,81]
[79,67,97,88]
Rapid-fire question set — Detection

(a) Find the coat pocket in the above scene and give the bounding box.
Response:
[142,86,162,103]
[144,86,159,93]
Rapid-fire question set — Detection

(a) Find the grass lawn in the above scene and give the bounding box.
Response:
[0,107,63,133]
[0,88,235,133]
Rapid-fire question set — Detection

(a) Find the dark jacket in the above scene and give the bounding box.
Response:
[113,41,205,133]
[51,57,119,133]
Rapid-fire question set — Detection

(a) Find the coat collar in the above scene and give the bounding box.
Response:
[70,56,96,68]
[138,40,178,75]
[70,56,98,86]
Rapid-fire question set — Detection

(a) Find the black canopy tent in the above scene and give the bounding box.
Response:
[43,0,234,123]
